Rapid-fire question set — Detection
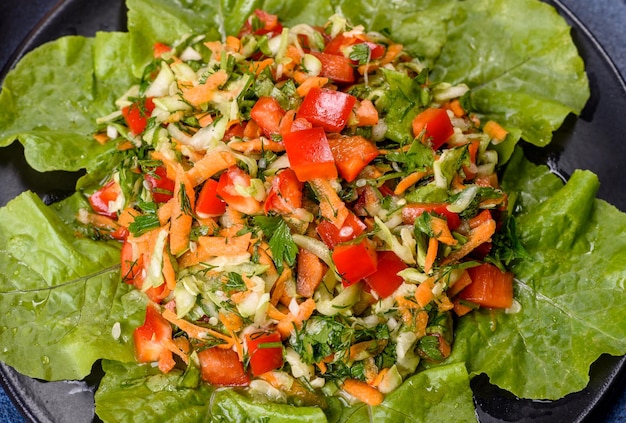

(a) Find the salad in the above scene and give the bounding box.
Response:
[1,0,626,422]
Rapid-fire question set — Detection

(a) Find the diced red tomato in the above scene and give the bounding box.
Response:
[401,203,461,231]
[238,9,283,37]
[216,166,262,215]
[458,263,514,309]
[133,305,172,363]
[310,52,355,84]
[245,331,284,376]
[89,180,121,218]
[283,127,338,182]
[122,97,155,135]
[250,96,285,138]
[364,251,407,298]
[327,135,379,182]
[332,238,378,286]
[412,108,454,150]
[317,212,367,249]
[324,35,385,62]
[297,87,357,133]
[144,166,175,203]
[264,168,303,214]
[198,347,250,386]
[196,179,227,217]
[153,42,172,58]
[223,121,246,140]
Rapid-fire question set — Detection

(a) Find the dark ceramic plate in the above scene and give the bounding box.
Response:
[0,0,625,422]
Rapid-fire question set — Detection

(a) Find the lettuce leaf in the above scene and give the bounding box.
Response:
[0,192,147,381]
[95,360,476,422]
[446,148,626,399]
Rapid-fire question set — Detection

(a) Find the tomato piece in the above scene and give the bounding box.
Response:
[239,9,283,37]
[198,347,250,386]
[133,305,172,363]
[196,179,227,217]
[89,180,121,218]
[246,331,284,376]
[327,135,379,182]
[122,97,155,135]
[250,96,286,138]
[152,42,171,58]
[283,127,338,182]
[223,121,246,140]
[297,87,357,133]
[316,211,367,249]
[310,51,355,84]
[323,34,359,56]
[216,166,262,215]
[145,166,175,203]
[264,168,303,214]
[364,251,407,298]
[332,239,378,286]
[459,263,514,309]
[401,203,461,231]
[412,108,454,150]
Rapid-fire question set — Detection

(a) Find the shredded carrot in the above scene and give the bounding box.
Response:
[483,120,508,143]
[316,360,328,375]
[437,294,454,312]
[370,368,389,388]
[162,338,189,365]
[355,99,379,127]
[447,270,473,297]
[117,140,135,151]
[453,298,475,317]
[179,232,252,268]
[394,170,429,195]
[380,44,404,66]
[250,58,275,75]
[157,199,174,225]
[430,216,458,245]
[415,277,435,308]
[267,303,289,321]
[270,267,291,306]
[150,151,178,180]
[162,252,177,290]
[342,379,384,406]
[162,309,233,346]
[449,99,466,117]
[423,237,439,274]
[186,150,236,187]
[441,218,496,265]
[93,132,110,144]
[117,207,140,228]
[169,164,195,256]
[296,76,329,97]
[415,310,429,338]
[195,112,214,128]
[309,178,349,229]
[296,248,327,298]
[228,137,286,153]
[225,35,241,52]
[158,349,176,373]
[182,69,229,107]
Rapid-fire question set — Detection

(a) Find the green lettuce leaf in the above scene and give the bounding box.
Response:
[0,192,147,380]
[446,148,626,399]
[95,359,476,422]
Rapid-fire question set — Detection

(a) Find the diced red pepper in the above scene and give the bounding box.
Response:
[198,347,250,386]
[264,168,303,214]
[462,140,481,180]
[144,166,175,203]
[153,42,172,58]
[216,166,262,215]
[89,180,121,218]
[250,96,286,138]
[245,331,284,376]
[283,127,338,182]
[196,179,227,217]
[310,52,355,84]
[297,87,357,133]
[133,305,172,364]
[327,135,379,182]
[239,9,283,37]
[122,97,155,135]
[316,212,367,249]
[324,35,385,62]
[332,238,378,286]
[223,121,246,140]
[121,240,143,286]
[412,108,454,150]
[401,203,461,231]
[364,251,407,298]
[458,263,514,309]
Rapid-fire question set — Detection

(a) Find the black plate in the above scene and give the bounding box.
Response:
[0,0,625,422]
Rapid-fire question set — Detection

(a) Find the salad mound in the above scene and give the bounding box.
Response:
[78,9,523,413]
[1,0,625,422]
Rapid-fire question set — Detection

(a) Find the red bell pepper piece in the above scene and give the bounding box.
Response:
[216,166,262,215]
[324,35,385,62]
[196,179,227,217]
[332,238,378,286]
[327,135,379,182]
[133,305,172,363]
[89,180,121,218]
[364,251,407,298]
[152,42,172,58]
[250,96,286,138]
[412,108,454,150]
[121,240,170,303]
[198,347,250,386]
[122,97,155,135]
[144,166,175,203]
[245,331,284,376]
[264,168,303,214]
[458,263,514,309]
[238,9,283,37]
[316,211,367,249]
[401,203,462,231]
[310,51,355,84]
[297,87,357,133]
[283,127,338,182]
